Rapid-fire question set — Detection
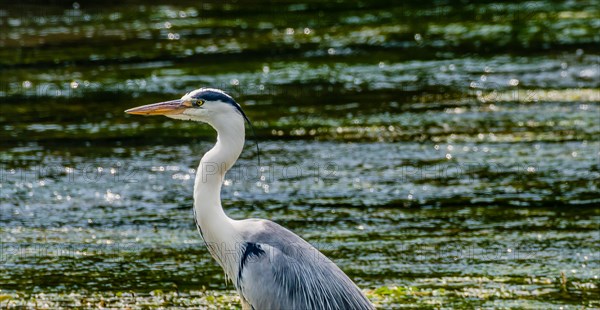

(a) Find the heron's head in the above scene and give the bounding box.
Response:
[125,88,248,125]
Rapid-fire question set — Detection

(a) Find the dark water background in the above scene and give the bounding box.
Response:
[0,0,598,308]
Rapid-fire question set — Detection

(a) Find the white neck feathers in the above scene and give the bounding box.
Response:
[193,113,246,276]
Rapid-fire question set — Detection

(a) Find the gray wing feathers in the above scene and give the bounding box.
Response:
[237,221,374,310]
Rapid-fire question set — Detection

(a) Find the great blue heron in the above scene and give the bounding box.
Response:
[125,88,374,309]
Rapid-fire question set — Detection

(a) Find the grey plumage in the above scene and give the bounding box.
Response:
[235,220,374,310]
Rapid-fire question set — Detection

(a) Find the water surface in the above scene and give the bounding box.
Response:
[0,0,599,308]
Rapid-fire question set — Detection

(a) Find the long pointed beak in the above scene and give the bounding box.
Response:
[125,99,186,115]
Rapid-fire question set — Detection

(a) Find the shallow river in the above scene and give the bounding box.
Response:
[0,1,598,308]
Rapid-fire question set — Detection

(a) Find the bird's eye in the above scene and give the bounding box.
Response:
[193,99,204,107]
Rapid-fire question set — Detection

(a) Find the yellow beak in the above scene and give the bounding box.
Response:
[125,99,186,115]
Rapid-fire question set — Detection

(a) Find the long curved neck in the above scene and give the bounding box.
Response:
[194,115,245,230]
[193,115,245,280]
